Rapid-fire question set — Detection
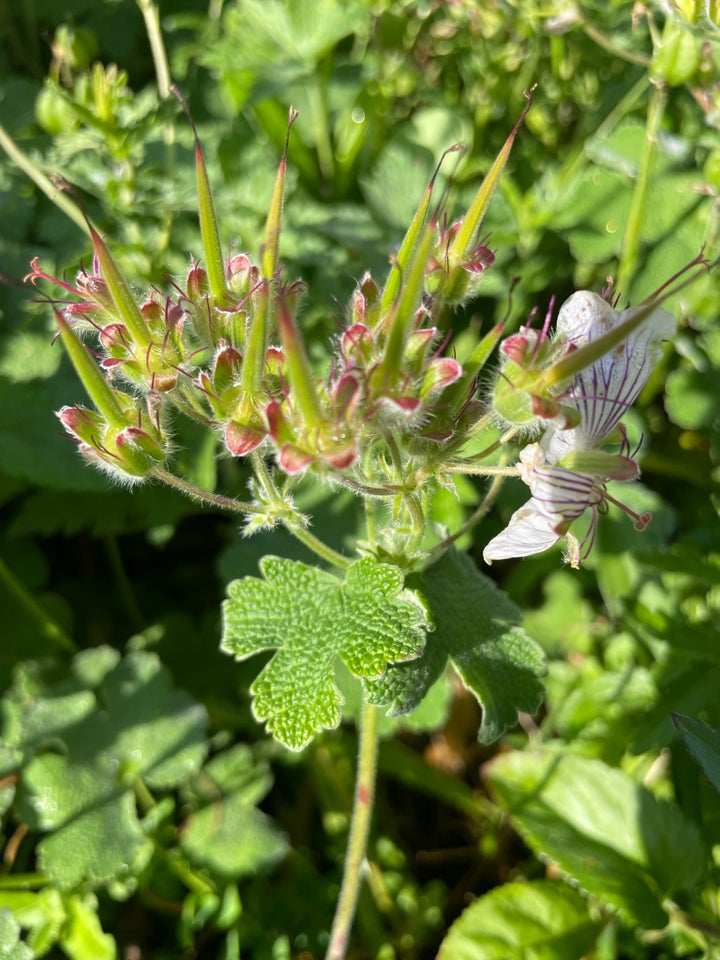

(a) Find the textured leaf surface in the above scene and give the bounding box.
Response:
[8,649,208,888]
[0,889,65,957]
[180,745,288,879]
[674,714,720,794]
[438,880,598,960]
[365,550,545,742]
[0,909,33,960]
[485,750,705,928]
[221,556,429,749]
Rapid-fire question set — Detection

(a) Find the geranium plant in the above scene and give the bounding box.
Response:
[21,77,712,956]
[2,2,720,958]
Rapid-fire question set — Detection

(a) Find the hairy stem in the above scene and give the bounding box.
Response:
[285,520,351,570]
[151,467,263,513]
[154,465,349,568]
[325,699,379,960]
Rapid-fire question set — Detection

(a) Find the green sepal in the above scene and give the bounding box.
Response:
[195,141,231,308]
[447,96,531,271]
[87,224,151,348]
[381,221,436,381]
[277,302,324,429]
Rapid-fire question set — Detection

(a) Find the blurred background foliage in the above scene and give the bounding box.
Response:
[1,1,720,958]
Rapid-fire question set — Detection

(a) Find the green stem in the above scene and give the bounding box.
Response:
[325,699,379,960]
[136,0,171,99]
[0,873,48,890]
[441,462,521,477]
[151,467,263,514]
[155,463,349,568]
[163,849,217,897]
[404,493,426,554]
[248,452,349,567]
[427,473,506,561]
[250,450,280,503]
[133,777,157,814]
[616,82,667,293]
[285,521,350,570]
[0,555,77,654]
[0,121,88,235]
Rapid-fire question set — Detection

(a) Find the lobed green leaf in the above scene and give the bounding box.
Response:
[7,649,208,889]
[180,744,289,879]
[365,550,546,743]
[221,556,430,750]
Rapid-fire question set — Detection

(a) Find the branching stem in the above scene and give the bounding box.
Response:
[153,465,350,568]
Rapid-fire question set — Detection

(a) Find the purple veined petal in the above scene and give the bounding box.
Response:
[556,290,615,342]
[483,499,563,563]
[553,292,675,449]
[570,322,672,447]
[527,461,599,523]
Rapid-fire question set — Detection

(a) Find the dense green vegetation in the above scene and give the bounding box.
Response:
[1,2,719,958]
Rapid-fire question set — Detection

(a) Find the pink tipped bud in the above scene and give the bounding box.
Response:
[341,323,373,364]
[331,372,361,419]
[323,442,357,470]
[186,260,209,301]
[501,333,533,365]
[212,343,242,393]
[350,272,381,326]
[385,395,421,415]
[265,346,284,377]
[141,298,164,326]
[57,405,103,444]
[116,426,166,462]
[405,327,437,363]
[420,357,462,397]
[228,254,258,297]
[99,323,130,356]
[279,444,314,474]
[226,419,265,456]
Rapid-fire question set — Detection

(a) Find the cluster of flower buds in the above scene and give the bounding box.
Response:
[28,89,707,563]
[27,97,530,489]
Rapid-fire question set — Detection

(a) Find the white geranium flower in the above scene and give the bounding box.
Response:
[555,291,675,448]
[483,290,674,567]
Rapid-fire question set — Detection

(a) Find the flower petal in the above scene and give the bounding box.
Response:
[483,500,562,563]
